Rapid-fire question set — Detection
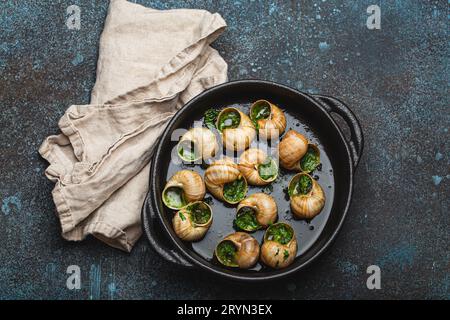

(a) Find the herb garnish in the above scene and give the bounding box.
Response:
[223,177,246,203]
[203,109,220,130]
[250,101,271,121]
[289,175,313,196]
[234,207,260,232]
[258,158,278,181]
[266,224,293,245]
[217,109,241,132]
[216,240,237,267]
[300,146,320,173]
[189,202,211,225]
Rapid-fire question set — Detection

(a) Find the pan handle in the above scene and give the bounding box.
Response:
[141,193,194,268]
[313,94,364,168]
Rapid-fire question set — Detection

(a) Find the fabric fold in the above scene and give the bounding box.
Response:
[39,0,228,252]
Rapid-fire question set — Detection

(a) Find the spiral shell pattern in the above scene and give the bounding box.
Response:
[237,193,278,228]
[204,158,246,203]
[278,130,308,170]
[238,148,277,185]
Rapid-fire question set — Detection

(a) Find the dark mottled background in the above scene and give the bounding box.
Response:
[0,0,448,300]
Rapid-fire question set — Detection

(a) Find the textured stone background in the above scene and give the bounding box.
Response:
[0,0,448,299]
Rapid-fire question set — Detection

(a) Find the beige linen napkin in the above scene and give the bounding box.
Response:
[39,0,228,252]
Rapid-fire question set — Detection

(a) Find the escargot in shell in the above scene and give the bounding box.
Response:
[261,222,297,269]
[278,130,309,170]
[204,157,248,204]
[234,193,278,232]
[177,127,218,162]
[215,232,260,269]
[288,173,325,219]
[249,100,287,140]
[216,107,256,151]
[162,170,205,210]
[172,201,213,242]
[238,148,278,186]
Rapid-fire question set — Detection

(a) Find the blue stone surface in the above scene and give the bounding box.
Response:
[0,0,448,299]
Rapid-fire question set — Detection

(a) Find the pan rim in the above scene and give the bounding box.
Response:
[149,79,355,282]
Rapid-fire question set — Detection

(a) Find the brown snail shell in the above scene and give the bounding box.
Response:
[250,100,287,140]
[278,130,308,170]
[204,157,248,204]
[177,127,218,162]
[288,173,325,219]
[236,193,278,231]
[261,223,297,269]
[215,232,260,269]
[172,201,213,242]
[216,107,256,151]
[238,148,278,185]
[162,170,205,210]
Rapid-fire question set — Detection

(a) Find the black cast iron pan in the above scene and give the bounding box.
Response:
[142,80,363,282]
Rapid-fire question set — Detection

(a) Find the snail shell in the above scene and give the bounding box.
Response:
[177,127,218,162]
[235,193,278,231]
[204,157,248,204]
[261,223,297,269]
[288,173,325,219]
[250,100,287,140]
[215,232,260,269]
[278,130,308,170]
[162,170,205,210]
[238,148,278,186]
[216,107,256,151]
[172,201,213,242]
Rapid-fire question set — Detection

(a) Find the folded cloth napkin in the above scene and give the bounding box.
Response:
[39,0,228,252]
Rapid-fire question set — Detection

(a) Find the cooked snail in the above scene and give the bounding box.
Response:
[215,232,260,268]
[299,144,321,173]
[250,100,287,140]
[162,170,205,210]
[216,107,256,151]
[172,201,213,241]
[288,173,325,219]
[278,130,308,170]
[261,222,297,269]
[204,157,248,204]
[234,193,278,232]
[238,148,278,185]
[177,127,218,162]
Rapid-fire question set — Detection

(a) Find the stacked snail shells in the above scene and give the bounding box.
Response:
[161,100,328,271]
[162,170,212,241]
[279,129,325,219]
